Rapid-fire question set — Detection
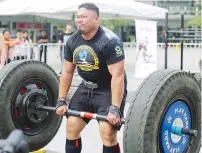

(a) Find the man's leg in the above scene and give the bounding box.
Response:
[4,57,11,65]
[14,56,20,61]
[65,83,91,153]
[39,48,43,62]
[65,116,86,153]
[44,47,47,64]
[91,88,124,153]
[99,122,120,153]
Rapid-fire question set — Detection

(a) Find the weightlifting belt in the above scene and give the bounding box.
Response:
[82,80,99,99]
[82,80,98,89]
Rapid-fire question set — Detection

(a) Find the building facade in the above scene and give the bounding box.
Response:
[0,0,200,43]
[135,0,201,43]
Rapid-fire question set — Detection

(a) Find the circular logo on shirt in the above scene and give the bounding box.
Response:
[73,45,99,71]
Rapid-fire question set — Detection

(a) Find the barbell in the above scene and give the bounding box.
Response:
[0,60,201,153]
[35,103,197,137]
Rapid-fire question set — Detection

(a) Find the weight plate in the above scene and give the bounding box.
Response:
[160,101,191,153]
[123,69,201,153]
[0,60,62,152]
[193,72,201,89]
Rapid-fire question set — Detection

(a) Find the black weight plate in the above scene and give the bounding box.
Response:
[0,60,62,152]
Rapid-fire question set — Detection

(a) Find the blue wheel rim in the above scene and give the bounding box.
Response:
[160,101,191,153]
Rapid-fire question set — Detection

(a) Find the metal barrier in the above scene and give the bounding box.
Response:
[1,42,201,75]
[1,43,66,75]
[123,42,201,48]
[157,43,201,48]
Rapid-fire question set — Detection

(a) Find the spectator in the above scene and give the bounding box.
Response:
[0,33,6,68]
[57,24,74,74]
[12,29,31,60]
[23,30,34,59]
[2,29,16,64]
[37,30,48,63]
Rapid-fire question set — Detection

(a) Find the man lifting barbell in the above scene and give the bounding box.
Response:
[55,3,127,153]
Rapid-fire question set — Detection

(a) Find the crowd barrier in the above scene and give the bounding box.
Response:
[123,42,202,48]
[2,42,201,62]
[1,42,201,75]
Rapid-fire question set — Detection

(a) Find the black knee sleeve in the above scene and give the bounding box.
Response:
[65,137,82,153]
[103,143,120,153]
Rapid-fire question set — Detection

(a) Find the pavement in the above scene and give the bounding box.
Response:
[31,46,201,153]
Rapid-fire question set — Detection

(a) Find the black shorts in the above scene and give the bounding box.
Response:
[67,83,127,130]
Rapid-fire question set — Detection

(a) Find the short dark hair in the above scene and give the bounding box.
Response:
[17,29,23,33]
[41,30,46,33]
[78,3,99,16]
[23,30,28,33]
[3,29,10,34]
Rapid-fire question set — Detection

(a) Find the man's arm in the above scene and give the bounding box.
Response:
[5,40,16,48]
[59,38,75,99]
[108,60,124,108]
[41,39,48,43]
[0,41,6,67]
[37,37,41,43]
[59,60,76,99]
[104,39,126,126]
[104,39,125,109]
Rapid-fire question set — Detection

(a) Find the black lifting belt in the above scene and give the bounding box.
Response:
[82,80,98,99]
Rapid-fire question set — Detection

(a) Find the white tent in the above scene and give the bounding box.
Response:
[0,0,168,20]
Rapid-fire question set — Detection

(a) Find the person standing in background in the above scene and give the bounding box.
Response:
[12,29,31,60]
[37,30,48,63]
[0,33,6,68]
[23,30,34,59]
[3,29,17,64]
[57,24,74,74]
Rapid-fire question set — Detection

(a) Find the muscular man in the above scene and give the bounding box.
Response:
[56,3,127,153]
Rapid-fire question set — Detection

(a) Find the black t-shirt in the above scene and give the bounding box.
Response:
[37,35,48,44]
[64,25,127,86]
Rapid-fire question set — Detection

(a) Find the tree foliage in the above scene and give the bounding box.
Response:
[187,3,201,27]
[100,19,133,31]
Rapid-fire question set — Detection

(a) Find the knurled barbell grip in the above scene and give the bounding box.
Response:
[67,109,125,124]
[35,104,125,124]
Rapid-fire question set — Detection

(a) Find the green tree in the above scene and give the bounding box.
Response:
[187,3,201,28]
[101,19,133,32]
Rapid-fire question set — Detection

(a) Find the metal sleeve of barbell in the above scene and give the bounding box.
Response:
[181,128,198,137]
[67,109,125,124]
[37,105,56,112]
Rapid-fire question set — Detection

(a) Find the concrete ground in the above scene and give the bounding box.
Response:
[32,46,201,153]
